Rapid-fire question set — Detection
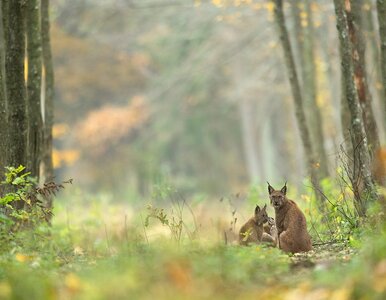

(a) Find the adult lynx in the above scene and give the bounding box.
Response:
[268,182,312,253]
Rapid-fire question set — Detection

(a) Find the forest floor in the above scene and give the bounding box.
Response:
[0,193,385,300]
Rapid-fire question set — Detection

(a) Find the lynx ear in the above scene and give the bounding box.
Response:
[267,182,274,195]
[263,204,267,211]
[255,205,261,214]
[281,182,287,195]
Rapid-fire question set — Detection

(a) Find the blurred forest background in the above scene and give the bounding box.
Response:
[49,0,384,199]
[1,1,386,299]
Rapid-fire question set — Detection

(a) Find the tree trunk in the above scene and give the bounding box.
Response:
[41,0,55,209]
[26,0,43,179]
[347,0,380,156]
[272,0,324,207]
[377,0,386,117]
[363,1,386,138]
[2,0,27,209]
[333,0,378,217]
[291,0,329,178]
[3,0,27,169]
[0,1,6,193]
[340,58,354,160]
[238,98,260,182]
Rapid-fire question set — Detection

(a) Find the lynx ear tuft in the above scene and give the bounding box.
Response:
[255,205,261,214]
[281,182,287,195]
[267,182,274,195]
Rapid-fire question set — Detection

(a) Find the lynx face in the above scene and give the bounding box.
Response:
[254,204,268,225]
[268,183,287,209]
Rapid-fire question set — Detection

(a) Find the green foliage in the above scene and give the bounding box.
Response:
[304,175,362,244]
[0,166,38,227]
[0,166,69,235]
[1,165,32,205]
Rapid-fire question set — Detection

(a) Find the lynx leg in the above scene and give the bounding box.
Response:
[278,231,295,253]
[261,232,276,246]
[270,225,278,247]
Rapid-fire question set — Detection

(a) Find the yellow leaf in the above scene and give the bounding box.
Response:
[338,193,344,202]
[15,253,29,263]
[265,2,275,13]
[212,0,224,8]
[53,123,69,139]
[65,273,82,294]
[301,194,311,202]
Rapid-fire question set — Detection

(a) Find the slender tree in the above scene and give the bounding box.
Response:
[347,0,380,156]
[41,0,55,209]
[26,0,43,179]
[363,0,386,135]
[271,0,324,207]
[377,0,386,111]
[239,97,260,181]
[290,0,329,178]
[333,0,378,216]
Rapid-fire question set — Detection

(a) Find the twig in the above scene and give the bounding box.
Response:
[139,213,149,245]
[104,223,111,255]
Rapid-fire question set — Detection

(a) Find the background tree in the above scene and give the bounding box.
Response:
[290,0,329,178]
[333,0,378,216]
[40,0,384,200]
[377,0,386,113]
[26,0,43,179]
[271,0,324,207]
[41,0,55,208]
[346,0,380,157]
[362,0,386,138]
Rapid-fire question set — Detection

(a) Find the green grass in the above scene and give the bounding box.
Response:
[0,188,386,300]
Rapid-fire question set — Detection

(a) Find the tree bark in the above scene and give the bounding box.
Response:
[333,0,378,216]
[340,57,354,159]
[291,0,329,178]
[41,0,55,209]
[347,0,380,156]
[363,1,386,137]
[377,0,386,117]
[3,0,27,170]
[272,0,324,207]
[0,1,6,192]
[2,0,27,209]
[26,0,43,179]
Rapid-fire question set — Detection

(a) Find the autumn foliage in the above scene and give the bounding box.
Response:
[76,96,150,157]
